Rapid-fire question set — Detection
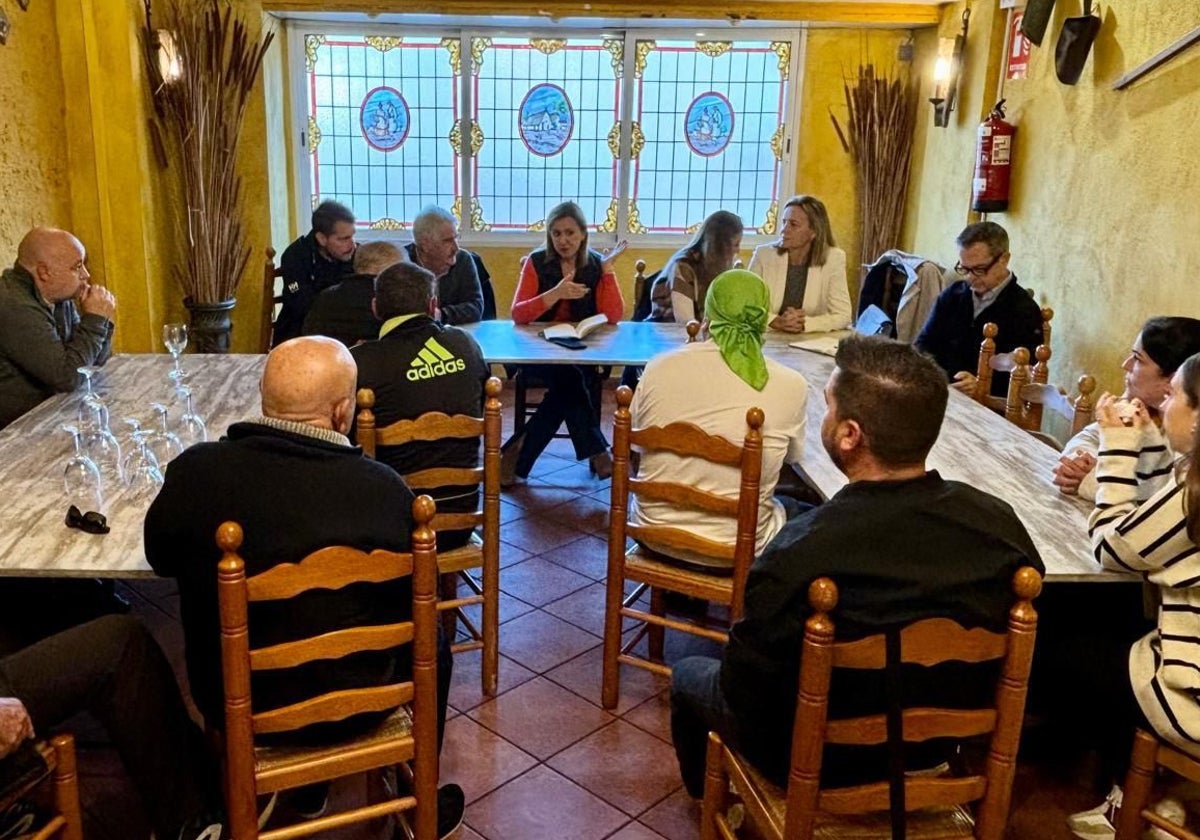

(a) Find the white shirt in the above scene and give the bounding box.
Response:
[629,341,808,566]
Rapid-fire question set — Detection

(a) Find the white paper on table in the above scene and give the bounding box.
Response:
[787,334,841,357]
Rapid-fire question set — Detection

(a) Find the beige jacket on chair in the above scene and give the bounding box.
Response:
[747,244,851,333]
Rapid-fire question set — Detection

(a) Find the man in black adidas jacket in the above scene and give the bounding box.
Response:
[352,262,489,550]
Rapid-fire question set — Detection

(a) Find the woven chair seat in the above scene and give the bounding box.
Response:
[253,706,413,777]
[438,532,483,574]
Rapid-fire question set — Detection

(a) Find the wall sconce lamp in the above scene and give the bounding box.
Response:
[930,9,970,127]
[154,29,182,84]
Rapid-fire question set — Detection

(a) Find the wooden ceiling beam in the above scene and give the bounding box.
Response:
[263,1,940,27]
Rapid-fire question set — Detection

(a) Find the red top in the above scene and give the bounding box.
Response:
[511,255,624,325]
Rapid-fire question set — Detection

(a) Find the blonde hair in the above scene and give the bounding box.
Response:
[779,195,835,267]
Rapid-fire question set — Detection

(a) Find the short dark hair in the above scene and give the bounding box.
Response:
[832,335,949,466]
[374,262,436,320]
[1140,317,1200,376]
[956,221,1009,257]
[311,200,355,236]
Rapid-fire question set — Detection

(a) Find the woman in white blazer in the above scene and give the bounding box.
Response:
[747,195,851,334]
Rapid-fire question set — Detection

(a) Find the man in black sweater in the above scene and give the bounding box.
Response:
[669,335,1044,797]
[303,240,403,346]
[351,262,489,550]
[273,201,357,346]
[915,221,1044,397]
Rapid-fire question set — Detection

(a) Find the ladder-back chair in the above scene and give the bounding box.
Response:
[601,384,763,710]
[974,307,1054,410]
[1116,729,1200,839]
[0,735,83,840]
[701,566,1043,840]
[215,496,440,840]
[356,377,502,696]
[261,247,284,353]
[1003,347,1097,449]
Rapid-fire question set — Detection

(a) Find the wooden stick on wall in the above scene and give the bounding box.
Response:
[1112,24,1200,90]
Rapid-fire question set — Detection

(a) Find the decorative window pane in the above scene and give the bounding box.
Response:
[305,33,459,231]
[472,36,621,233]
[630,39,790,235]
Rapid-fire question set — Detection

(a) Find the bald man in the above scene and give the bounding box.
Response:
[144,336,452,746]
[0,227,116,428]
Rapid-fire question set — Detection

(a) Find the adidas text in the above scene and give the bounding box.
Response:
[408,358,466,380]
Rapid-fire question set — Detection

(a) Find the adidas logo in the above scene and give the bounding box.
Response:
[408,336,467,381]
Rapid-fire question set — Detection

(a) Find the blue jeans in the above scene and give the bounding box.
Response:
[670,655,739,798]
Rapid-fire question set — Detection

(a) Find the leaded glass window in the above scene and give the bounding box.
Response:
[293,25,801,242]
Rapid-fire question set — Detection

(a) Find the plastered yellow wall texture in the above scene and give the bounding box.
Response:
[0,1,72,262]
[906,0,1200,396]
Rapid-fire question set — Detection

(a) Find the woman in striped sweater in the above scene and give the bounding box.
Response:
[1070,352,1200,838]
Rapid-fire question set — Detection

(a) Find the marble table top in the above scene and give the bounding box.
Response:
[0,354,265,579]
[0,332,1117,582]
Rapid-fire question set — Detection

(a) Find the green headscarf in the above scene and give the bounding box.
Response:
[704,269,770,391]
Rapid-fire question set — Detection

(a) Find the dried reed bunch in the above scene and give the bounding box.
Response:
[143,0,274,304]
[829,64,918,265]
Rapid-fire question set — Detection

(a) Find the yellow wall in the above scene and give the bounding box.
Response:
[0,1,72,260]
[905,0,1200,395]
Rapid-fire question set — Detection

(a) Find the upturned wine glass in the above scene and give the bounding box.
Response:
[81,403,123,488]
[163,323,189,381]
[176,386,208,449]
[62,424,103,512]
[76,366,108,432]
[124,429,165,502]
[147,403,184,466]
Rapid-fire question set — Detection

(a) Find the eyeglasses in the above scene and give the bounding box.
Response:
[65,504,109,535]
[955,252,1005,278]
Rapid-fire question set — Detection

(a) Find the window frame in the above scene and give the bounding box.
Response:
[286,21,805,250]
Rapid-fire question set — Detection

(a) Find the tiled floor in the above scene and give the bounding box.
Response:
[69,383,1102,839]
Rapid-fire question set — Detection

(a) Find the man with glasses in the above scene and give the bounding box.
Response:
[915,221,1043,396]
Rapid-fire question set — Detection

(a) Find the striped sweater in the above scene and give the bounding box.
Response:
[1064,421,1175,502]
[1089,425,1200,756]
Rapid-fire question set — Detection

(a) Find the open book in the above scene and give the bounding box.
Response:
[542,313,609,341]
[788,334,841,357]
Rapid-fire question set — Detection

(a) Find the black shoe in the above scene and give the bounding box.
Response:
[287,782,330,820]
[500,434,525,487]
[394,783,465,840]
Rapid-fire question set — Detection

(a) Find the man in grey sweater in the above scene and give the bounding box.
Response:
[0,227,116,429]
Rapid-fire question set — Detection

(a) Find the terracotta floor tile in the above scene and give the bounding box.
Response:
[622,690,673,744]
[467,676,612,760]
[504,481,584,513]
[455,825,487,840]
[638,788,702,840]
[607,823,669,839]
[528,452,573,478]
[547,720,683,816]
[549,495,611,535]
[499,500,526,525]
[544,644,669,714]
[498,556,594,607]
[539,534,612,580]
[542,581,609,636]
[465,765,627,840]
[497,540,532,569]
[496,609,600,674]
[448,649,537,712]
[439,714,538,804]
[500,516,591,555]
[534,460,612,494]
[457,589,537,628]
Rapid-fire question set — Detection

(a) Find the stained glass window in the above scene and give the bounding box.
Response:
[293,26,800,241]
[303,33,459,232]
[630,39,792,235]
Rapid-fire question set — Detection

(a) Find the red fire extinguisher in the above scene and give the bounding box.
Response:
[972,100,1015,213]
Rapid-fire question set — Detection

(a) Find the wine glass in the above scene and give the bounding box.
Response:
[176,386,208,449]
[81,403,123,488]
[123,429,165,502]
[163,323,188,381]
[76,366,108,432]
[147,403,184,466]
[62,424,103,512]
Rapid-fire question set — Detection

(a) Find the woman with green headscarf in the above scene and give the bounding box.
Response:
[629,270,810,569]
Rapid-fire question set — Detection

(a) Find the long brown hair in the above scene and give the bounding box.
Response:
[1178,354,1200,543]
[682,210,743,285]
[543,201,591,273]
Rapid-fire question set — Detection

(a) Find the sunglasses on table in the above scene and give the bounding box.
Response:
[65,505,110,535]
[954,252,1006,278]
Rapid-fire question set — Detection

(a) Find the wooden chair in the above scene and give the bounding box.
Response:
[214,496,440,840]
[700,566,1043,840]
[356,377,502,697]
[261,247,284,353]
[1002,347,1097,449]
[0,735,83,840]
[1116,729,1200,840]
[973,308,1054,410]
[601,384,763,710]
